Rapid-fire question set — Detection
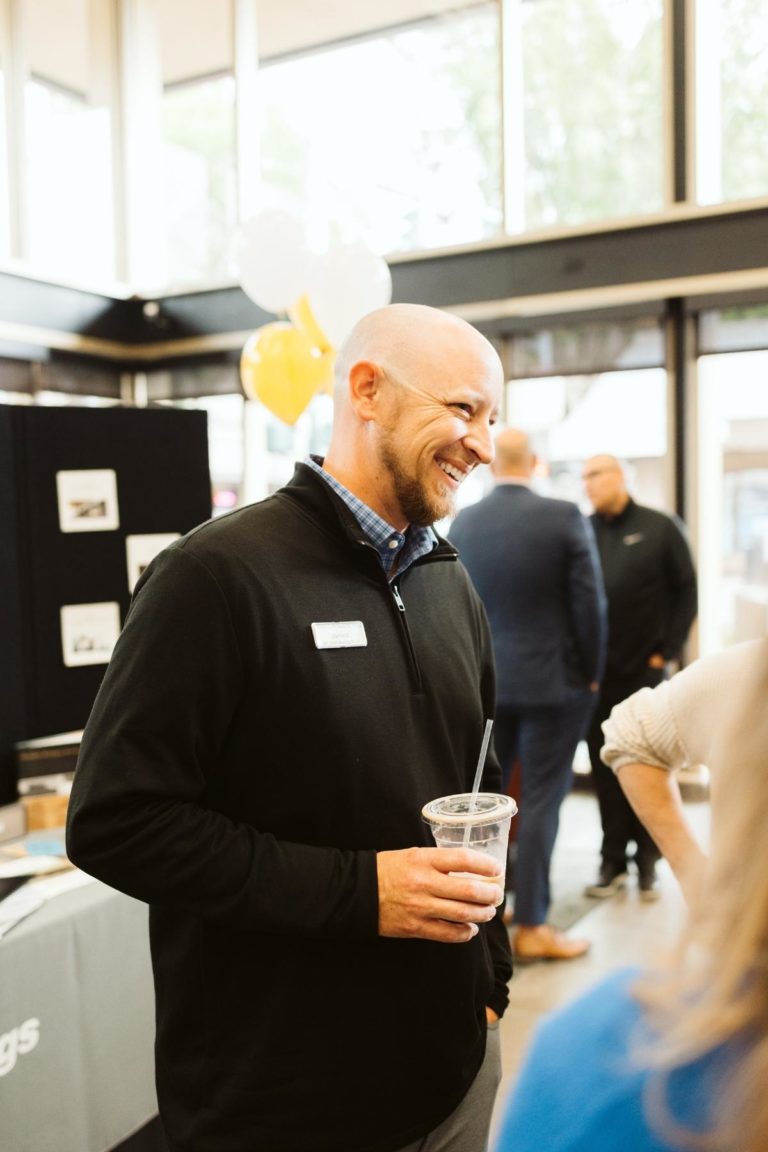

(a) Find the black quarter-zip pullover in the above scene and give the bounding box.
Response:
[590,498,697,680]
[67,462,511,1152]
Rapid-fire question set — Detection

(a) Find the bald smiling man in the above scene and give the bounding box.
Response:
[67,305,513,1152]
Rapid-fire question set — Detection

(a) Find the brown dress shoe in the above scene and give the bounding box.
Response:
[513,923,590,962]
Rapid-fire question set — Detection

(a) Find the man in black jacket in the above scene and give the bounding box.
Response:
[581,454,697,901]
[66,304,512,1152]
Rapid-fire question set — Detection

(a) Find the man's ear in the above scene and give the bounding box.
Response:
[348,360,383,422]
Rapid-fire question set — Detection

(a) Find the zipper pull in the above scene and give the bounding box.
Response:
[392,585,406,612]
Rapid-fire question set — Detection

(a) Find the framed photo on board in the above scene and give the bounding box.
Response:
[125,533,180,593]
[56,470,120,533]
[60,602,121,667]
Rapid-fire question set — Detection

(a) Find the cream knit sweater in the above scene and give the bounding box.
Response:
[600,639,766,775]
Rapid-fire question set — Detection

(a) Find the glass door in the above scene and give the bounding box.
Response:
[697,348,768,654]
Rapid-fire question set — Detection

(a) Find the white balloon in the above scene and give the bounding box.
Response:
[306,243,392,347]
[234,211,311,315]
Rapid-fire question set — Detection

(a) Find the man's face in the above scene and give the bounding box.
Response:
[374,357,501,528]
[582,457,626,515]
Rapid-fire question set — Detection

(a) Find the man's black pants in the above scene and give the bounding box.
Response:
[586,668,663,870]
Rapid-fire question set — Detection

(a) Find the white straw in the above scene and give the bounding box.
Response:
[462,718,494,847]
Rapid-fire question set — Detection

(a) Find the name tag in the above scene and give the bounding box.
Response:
[623,532,644,545]
[311,621,368,650]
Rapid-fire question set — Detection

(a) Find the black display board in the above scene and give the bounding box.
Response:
[0,404,211,802]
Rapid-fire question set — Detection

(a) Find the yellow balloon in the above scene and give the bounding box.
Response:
[288,293,332,353]
[315,349,335,396]
[286,295,336,396]
[241,322,331,425]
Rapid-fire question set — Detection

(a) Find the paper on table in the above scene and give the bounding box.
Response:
[0,855,73,878]
[32,870,96,899]
[0,868,96,940]
[0,885,45,938]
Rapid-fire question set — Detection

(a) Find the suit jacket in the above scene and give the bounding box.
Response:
[449,484,607,709]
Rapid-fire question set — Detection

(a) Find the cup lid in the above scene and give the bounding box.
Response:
[421,792,517,826]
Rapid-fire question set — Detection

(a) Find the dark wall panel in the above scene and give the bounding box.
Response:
[0,408,29,801]
[389,207,768,310]
[0,405,211,802]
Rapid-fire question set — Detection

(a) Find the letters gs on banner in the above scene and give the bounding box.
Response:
[0,1018,40,1076]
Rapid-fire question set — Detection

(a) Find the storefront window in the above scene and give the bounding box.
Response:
[695,0,768,205]
[244,393,334,504]
[32,391,120,407]
[161,75,237,287]
[0,67,9,259]
[511,0,664,231]
[21,0,116,283]
[699,304,768,355]
[159,0,237,287]
[508,316,664,378]
[258,3,502,254]
[697,349,768,654]
[505,368,668,511]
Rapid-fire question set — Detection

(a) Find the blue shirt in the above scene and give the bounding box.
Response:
[496,967,725,1152]
[306,456,437,579]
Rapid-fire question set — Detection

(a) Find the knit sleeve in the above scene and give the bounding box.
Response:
[600,681,686,774]
[600,641,766,776]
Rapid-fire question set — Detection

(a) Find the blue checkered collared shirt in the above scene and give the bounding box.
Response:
[306,456,437,579]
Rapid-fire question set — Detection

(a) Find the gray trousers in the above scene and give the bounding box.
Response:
[396,1023,502,1152]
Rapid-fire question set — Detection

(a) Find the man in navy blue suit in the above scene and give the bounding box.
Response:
[450,429,606,961]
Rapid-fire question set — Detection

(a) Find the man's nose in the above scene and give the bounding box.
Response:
[464,420,494,465]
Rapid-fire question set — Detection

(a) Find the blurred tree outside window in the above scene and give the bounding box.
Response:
[157,0,237,288]
[162,75,238,287]
[258,4,503,255]
[515,0,664,230]
[696,0,768,205]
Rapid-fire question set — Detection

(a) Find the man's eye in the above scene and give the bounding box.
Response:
[452,403,473,417]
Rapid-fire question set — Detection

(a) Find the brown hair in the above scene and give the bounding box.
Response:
[634,640,768,1151]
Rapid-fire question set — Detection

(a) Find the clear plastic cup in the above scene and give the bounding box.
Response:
[421,793,518,877]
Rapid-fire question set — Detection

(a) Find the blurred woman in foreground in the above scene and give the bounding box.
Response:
[495,643,768,1152]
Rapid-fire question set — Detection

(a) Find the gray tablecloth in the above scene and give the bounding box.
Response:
[0,878,158,1152]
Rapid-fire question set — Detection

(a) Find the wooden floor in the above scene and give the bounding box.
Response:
[489,787,711,1144]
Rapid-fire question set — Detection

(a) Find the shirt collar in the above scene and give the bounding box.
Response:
[305,456,437,578]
